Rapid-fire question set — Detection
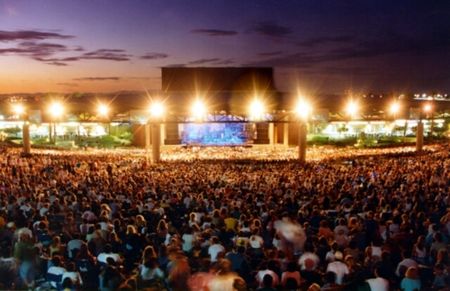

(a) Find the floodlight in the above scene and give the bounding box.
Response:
[389,101,400,115]
[97,103,109,117]
[423,103,432,113]
[190,99,207,120]
[48,102,64,118]
[149,101,165,118]
[249,99,265,121]
[295,99,312,120]
[345,100,359,117]
[12,103,25,116]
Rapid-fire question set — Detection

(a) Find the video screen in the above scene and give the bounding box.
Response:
[182,123,247,145]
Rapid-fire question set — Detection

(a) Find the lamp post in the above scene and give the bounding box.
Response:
[295,99,312,164]
[417,103,432,152]
[97,103,110,135]
[389,101,400,136]
[345,100,358,135]
[48,102,64,144]
[151,121,161,163]
[416,117,424,152]
[148,101,165,163]
[12,104,31,155]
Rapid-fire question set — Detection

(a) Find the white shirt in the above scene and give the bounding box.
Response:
[182,233,194,252]
[256,269,279,287]
[396,258,418,277]
[208,243,225,262]
[366,277,389,291]
[47,266,66,288]
[249,235,264,249]
[62,271,83,286]
[67,239,84,258]
[97,252,120,264]
[326,261,349,285]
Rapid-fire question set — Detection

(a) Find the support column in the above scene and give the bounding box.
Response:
[416,120,424,152]
[254,123,270,144]
[298,122,307,163]
[160,123,166,146]
[152,123,161,163]
[49,123,53,143]
[274,124,278,144]
[283,123,289,146]
[145,124,151,150]
[269,122,274,145]
[23,122,31,155]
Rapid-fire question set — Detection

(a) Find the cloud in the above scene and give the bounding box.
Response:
[80,49,131,61]
[213,59,234,65]
[0,42,69,61]
[74,77,121,81]
[188,58,221,65]
[0,29,132,65]
[140,52,168,60]
[56,83,79,87]
[253,21,292,37]
[48,61,67,66]
[258,51,284,57]
[166,64,186,68]
[246,29,450,68]
[127,76,160,80]
[297,36,355,47]
[0,30,73,42]
[191,29,238,36]
[186,58,234,65]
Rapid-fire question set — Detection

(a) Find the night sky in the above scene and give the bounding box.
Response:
[1,0,449,94]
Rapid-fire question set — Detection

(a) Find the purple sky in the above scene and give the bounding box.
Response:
[1,0,449,94]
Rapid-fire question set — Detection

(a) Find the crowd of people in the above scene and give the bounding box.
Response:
[0,143,449,290]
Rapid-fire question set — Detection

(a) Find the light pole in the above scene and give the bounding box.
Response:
[388,101,400,136]
[295,99,312,164]
[48,102,64,144]
[97,103,110,135]
[417,103,432,152]
[12,103,31,155]
[148,101,165,163]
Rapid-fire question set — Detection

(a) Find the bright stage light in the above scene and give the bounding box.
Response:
[97,103,109,117]
[389,101,400,115]
[345,100,359,118]
[295,99,312,120]
[48,101,64,118]
[149,101,165,118]
[423,103,432,113]
[191,99,207,120]
[12,103,25,116]
[249,99,265,121]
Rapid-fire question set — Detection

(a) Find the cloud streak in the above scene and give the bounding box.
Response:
[0,29,132,65]
[188,58,221,65]
[0,30,73,41]
[258,51,284,57]
[140,52,168,60]
[252,21,292,38]
[187,58,234,65]
[74,77,121,81]
[56,82,79,87]
[297,36,354,47]
[191,29,238,36]
[81,49,131,61]
[247,30,450,68]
